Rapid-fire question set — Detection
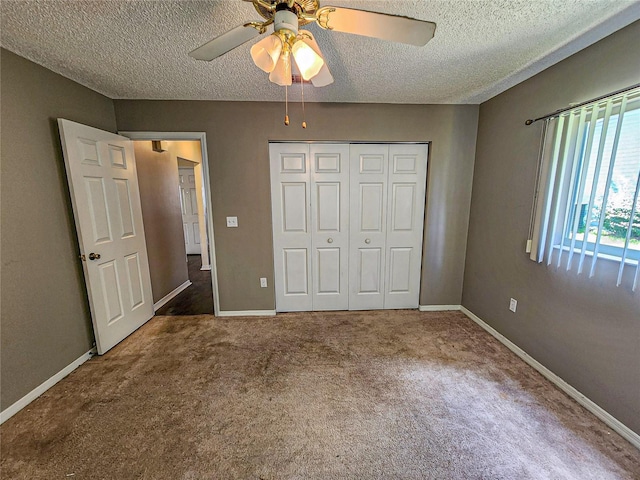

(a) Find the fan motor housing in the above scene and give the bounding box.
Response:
[274,8,299,34]
[253,0,319,27]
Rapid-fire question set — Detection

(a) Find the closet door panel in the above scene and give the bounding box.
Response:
[349,144,388,310]
[316,248,340,293]
[311,144,350,310]
[388,247,412,293]
[283,248,309,295]
[384,144,428,309]
[270,143,312,312]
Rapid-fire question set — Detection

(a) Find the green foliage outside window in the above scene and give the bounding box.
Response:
[603,204,640,241]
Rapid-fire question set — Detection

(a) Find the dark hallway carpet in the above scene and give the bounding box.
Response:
[156,254,214,315]
[1,311,639,479]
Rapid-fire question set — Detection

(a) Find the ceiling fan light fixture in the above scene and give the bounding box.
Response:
[190,0,437,90]
[309,63,333,87]
[298,30,334,87]
[269,47,292,86]
[291,38,324,81]
[250,34,283,73]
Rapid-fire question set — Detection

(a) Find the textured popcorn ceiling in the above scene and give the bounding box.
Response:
[1,0,639,104]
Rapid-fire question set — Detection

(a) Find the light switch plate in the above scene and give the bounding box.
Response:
[226,216,238,227]
[260,277,267,288]
[509,298,517,312]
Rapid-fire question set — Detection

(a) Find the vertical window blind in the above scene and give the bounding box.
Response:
[527,87,640,291]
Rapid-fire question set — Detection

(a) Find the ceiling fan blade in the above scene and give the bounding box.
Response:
[189,24,262,61]
[317,7,436,46]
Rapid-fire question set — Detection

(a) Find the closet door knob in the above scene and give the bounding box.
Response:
[327,238,333,244]
[364,238,371,244]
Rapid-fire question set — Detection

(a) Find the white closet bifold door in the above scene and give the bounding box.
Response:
[271,142,428,313]
[384,144,428,309]
[310,144,350,310]
[270,143,312,312]
[349,144,389,310]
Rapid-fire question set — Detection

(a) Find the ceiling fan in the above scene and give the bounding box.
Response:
[189,0,437,88]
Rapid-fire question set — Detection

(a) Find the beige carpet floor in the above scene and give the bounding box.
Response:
[1,310,639,479]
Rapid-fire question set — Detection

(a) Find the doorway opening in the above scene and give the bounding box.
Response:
[120,131,220,316]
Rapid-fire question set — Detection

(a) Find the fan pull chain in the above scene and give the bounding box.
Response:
[284,85,290,126]
[301,75,307,129]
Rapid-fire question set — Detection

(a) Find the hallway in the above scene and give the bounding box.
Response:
[155,255,214,315]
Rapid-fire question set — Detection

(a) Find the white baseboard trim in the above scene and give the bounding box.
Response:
[0,348,96,425]
[200,265,211,271]
[153,280,192,312]
[217,310,277,317]
[419,305,462,311]
[460,306,640,450]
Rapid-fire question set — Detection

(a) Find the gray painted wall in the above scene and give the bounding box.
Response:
[114,101,479,311]
[0,49,117,409]
[134,142,189,304]
[463,21,640,434]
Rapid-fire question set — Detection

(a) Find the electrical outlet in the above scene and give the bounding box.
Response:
[509,298,517,313]
[226,216,238,227]
[260,277,268,288]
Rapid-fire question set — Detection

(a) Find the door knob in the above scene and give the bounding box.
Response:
[89,252,101,261]
[327,238,333,244]
[365,238,371,244]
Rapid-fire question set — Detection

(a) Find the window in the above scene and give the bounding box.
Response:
[528,87,640,290]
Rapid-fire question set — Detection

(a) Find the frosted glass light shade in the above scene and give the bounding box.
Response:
[297,31,333,86]
[269,50,292,86]
[309,63,334,87]
[291,40,324,81]
[250,34,283,73]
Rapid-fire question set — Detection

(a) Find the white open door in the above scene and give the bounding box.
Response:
[179,167,201,255]
[58,119,154,354]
